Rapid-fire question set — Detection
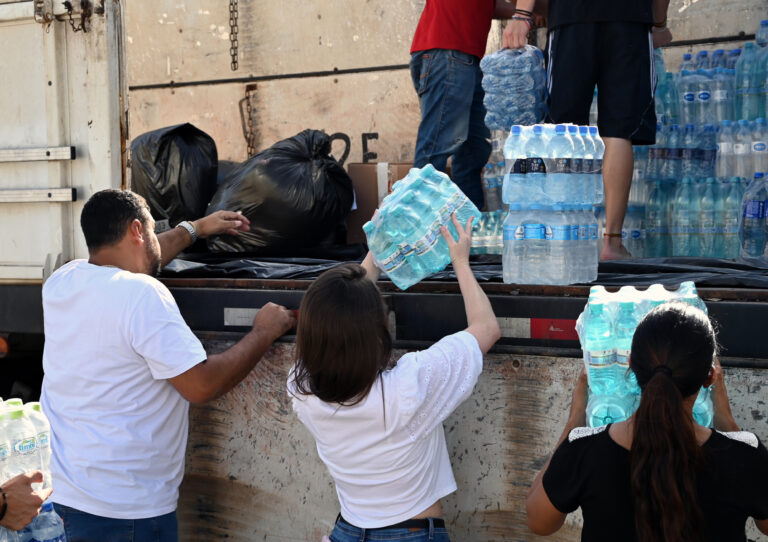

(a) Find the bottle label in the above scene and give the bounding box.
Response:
[379,248,407,273]
[552,157,572,174]
[579,224,588,240]
[526,157,546,174]
[753,141,768,153]
[511,158,527,174]
[744,200,766,219]
[683,92,695,103]
[668,148,683,160]
[587,350,614,365]
[734,143,749,155]
[0,443,9,460]
[593,159,603,173]
[524,224,546,240]
[616,348,631,359]
[551,225,570,241]
[37,431,50,448]
[717,142,733,154]
[631,229,643,239]
[647,226,669,235]
[700,149,717,163]
[697,91,711,103]
[503,224,524,241]
[589,224,599,240]
[583,158,594,173]
[571,224,580,241]
[571,158,584,174]
[12,437,36,455]
[713,89,729,102]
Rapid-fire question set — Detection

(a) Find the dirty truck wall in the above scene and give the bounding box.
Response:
[125,0,765,165]
[180,338,768,541]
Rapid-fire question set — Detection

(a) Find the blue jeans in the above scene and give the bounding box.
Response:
[53,504,178,542]
[330,517,450,542]
[410,48,491,210]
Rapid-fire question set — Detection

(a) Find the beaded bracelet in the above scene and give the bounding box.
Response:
[0,486,7,522]
[511,15,534,28]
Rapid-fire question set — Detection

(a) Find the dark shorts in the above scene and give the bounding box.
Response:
[545,21,657,145]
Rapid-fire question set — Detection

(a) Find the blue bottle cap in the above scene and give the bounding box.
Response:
[552,204,565,211]
[529,204,544,210]
[721,119,732,126]
[731,48,741,54]
[714,48,724,54]
[41,502,54,512]
[670,124,680,131]
[738,119,750,126]
[579,125,589,135]
[589,126,598,135]
[683,53,692,60]
[510,125,522,135]
[755,172,765,179]
[756,118,767,125]
[567,125,578,133]
[532,125,543,135]
[555,124,566,134]
[682,176,693,184]
[762,20,768,26]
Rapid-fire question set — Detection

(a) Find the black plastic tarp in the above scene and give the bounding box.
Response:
[162,253,768,288]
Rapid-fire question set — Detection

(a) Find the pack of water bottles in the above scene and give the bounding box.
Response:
[363,165,481,290]
[740,171,768,260]
[0,398,66,542]
[499,123,603,285]
[480,46,547,130]
[576,283,713,428]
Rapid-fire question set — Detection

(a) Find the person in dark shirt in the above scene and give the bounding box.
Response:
[504,0,673,260]
[526,303,768,541]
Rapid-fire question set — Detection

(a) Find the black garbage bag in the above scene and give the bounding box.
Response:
[130,123,218,225]
[206,129,354,253]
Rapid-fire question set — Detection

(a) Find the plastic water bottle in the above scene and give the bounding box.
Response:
[679,124,697,179]
[695,69,714,125]
[698,124,718,179]
[752,117,768,177]
[503,125,528,204]
[699,178,717,257]
[712,68,735,123]
[679,53,694,72]
[503,205,524,283]
[722,178,743,259]
[671,177,698,256]
[758,20,768,48]
[717,120,735,178]
[590,126,605,203]
[5,404,38,479]
[711,49,727,69]
[625,205,645,258]
[735,42,759,120]
[546,125,574,204]
[614,301,641,395]
[583,301,617,395]
[740,172,768,258]
[695,50,710,70]
[548,205,570,284]
[587,394,634,428]
[524,125,549,204]
[645,180,667,257]
[17,502,66,542]
[663,124,683,180]
[727,48,742,70]
[523,204,550,284]
[589,87,598,126]
[734,119,754,181]
[678,70,697,126]
[660,72,680,125]
[24,403,50,491]
[692,387,714,427]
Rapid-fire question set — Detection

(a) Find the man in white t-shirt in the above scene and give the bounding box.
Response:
[40,189,295,542]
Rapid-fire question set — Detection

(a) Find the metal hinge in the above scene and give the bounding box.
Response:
[33,0,54,24]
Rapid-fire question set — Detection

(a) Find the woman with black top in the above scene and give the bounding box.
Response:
[526,302,768,541]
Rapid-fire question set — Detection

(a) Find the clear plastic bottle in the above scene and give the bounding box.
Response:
[672,177,698,257]
[694,50,710,70]
[583,301,618,396]
[17,501,66,542]
[711,49,727,69]
[5,406,38,479]
[524,125,549,205]
[590,126,605,204]
[734,119,754,181]
[523,204,550,284]
[580,125,597,205]
[735,42,759,120]
[547,125,575,204]
[661,72,680,126]
[722,178,743,259]
[589,87,598,126]
[712,67,735,122]
[549,205,570,285]
[699,178,717,258]
[645,180,667,257]
[614,301,641,395]
[698,124,718,179]
[679,124,697,179]
[692,387,714,427]
[757,20,768,48]
[679,53,694,72]
[587,394,634,428]
[716,120,735,178]
[664,124,683,181]
[678,69,697,125]
[567,125,588,203]
[503,125,528,204]
[695,69,714,125]
[739,172,768,258]
[503,204,525,284]
[751,117,768,177]
[726,48,742,70]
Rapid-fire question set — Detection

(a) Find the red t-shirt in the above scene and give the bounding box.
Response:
[410,0,495,59]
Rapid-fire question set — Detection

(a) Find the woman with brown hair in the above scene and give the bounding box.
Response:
[526,302,768,541]
[288,215,500,542]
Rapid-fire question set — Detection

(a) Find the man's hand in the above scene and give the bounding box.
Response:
[0,471,52,530]
[253,302,296,342]
[652,27,672,48]
[502,19,531,50]
[195,211,251,238]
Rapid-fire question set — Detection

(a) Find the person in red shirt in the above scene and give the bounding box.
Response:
[410,0,530,209]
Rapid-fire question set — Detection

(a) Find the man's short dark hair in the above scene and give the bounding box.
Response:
[80,189,150,251]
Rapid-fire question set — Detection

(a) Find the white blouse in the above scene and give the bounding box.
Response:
[288,331,483,528]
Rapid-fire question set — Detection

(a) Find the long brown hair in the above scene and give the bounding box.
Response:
[292,263,392,405]
[629,302,716,542]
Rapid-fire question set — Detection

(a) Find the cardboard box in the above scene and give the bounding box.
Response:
[345,162,452,244]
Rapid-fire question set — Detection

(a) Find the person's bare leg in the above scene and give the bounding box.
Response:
[601,137,634,260]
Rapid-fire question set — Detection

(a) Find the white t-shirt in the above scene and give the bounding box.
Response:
[40,259,207,519]
[289,331,483,529]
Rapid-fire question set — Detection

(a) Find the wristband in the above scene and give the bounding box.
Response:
[515,8,533,16]
[653,18,667,28]
[0,486,7,522]
[652,25,668,33]
[511,15,533,28]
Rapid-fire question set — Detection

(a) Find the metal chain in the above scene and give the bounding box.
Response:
[245,86,256,156]
[229,0,239,71]
[62,0,91,33]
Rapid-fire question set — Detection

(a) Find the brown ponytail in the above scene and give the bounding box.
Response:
[629,302,716,542]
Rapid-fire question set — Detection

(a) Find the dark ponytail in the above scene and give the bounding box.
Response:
[629,302,716,542]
